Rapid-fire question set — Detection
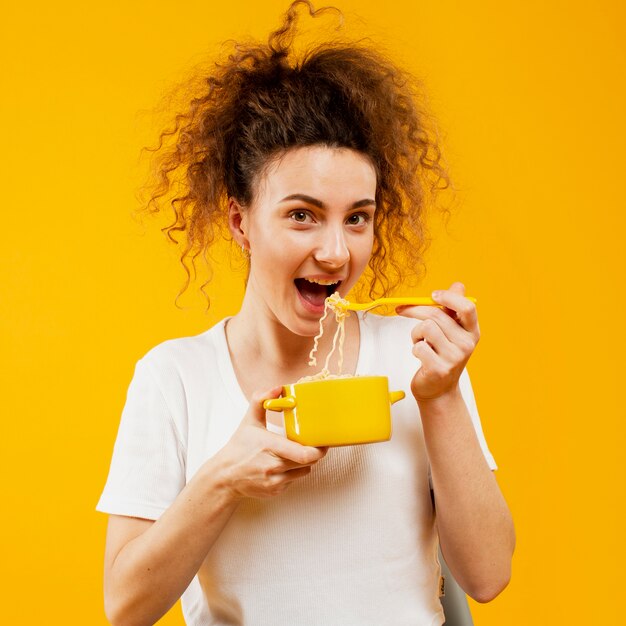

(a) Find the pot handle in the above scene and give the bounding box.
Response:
[389,390,406,405]
[263,396,297,411]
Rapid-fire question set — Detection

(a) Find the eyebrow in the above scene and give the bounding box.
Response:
[279,194,376,210]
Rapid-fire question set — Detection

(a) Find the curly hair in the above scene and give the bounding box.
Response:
[137,0,454,311]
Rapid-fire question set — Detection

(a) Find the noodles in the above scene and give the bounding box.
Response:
[299,293,350,382]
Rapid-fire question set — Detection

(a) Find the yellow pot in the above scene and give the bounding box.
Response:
[263,376,405,447]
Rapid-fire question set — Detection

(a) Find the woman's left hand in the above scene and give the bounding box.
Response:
[396,282,480,402]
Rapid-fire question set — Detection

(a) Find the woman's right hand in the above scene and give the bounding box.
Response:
[213,386,328,499]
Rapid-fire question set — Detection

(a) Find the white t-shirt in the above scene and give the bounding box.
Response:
[97,311,497,626]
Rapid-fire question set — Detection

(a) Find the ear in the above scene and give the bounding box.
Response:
[228,197,249,250]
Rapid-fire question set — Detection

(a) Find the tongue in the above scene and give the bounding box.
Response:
[295,279,328,306]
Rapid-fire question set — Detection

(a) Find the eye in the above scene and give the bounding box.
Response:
[289,210,313,223]
[346,212,370,226]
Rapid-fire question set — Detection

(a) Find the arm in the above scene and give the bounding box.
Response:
[419,388,515,602]
[104,463,239,626]
[103,386,327,626]
[396,282,515,602]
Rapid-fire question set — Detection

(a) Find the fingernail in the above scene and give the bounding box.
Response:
[432,290,442,300]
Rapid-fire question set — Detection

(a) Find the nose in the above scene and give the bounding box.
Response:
[314,224,350,268]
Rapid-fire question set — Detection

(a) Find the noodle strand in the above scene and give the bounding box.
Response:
[300,293,350,382]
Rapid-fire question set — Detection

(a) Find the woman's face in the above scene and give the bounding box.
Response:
[234,145,377,336]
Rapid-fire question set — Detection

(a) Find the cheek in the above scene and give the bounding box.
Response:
[251,235,302,277]
[355,233,375,265]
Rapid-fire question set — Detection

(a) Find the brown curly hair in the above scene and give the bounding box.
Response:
[137,0,454,311]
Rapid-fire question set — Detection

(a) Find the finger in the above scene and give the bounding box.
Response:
[405,306,471,346]
[410,318,459,360]
[431,286,478,332]
[245,386,284,426]
[396,303,450,317]
[411,337,440,369]
[266,453,325,473]
[262,466,314,496]
[400,295,476,334]
[396,304,458,326]
[264,434,328,466]
[282,465,313,482]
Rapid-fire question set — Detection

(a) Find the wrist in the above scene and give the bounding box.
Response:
[194,453,242,508]
[414,384,462,410]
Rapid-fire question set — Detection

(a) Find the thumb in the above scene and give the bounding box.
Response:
[246,385,284,426]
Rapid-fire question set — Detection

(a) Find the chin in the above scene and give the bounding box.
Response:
[289,315,324,337]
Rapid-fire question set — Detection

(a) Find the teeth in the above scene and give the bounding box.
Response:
[304,278,340,286]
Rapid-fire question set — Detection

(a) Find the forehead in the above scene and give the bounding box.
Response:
[254,145,377,206]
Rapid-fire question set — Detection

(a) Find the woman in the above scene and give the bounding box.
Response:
[97,2,515,624]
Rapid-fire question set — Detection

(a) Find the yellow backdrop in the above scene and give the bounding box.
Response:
[1,0,624,623]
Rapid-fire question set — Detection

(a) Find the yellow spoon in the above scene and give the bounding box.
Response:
[335,296,478,313]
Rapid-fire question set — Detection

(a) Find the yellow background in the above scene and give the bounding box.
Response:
[1,0,624,623]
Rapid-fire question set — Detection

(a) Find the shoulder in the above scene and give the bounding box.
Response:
[139,318,228,375]
[128,319,229,410]
[122,319,230,430]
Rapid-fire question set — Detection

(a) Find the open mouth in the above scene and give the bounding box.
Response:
[294,278,341,308]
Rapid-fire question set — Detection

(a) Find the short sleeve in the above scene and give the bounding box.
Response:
[428,367,498,489]
[96,357,187,520]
